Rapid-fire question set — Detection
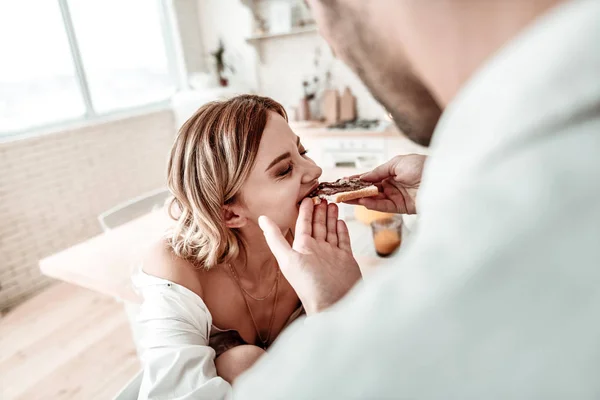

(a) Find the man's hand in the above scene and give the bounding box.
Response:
[258,199,361,316]
[345,154,426,214]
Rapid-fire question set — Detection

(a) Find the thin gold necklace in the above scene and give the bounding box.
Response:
[229,263,280,301]
[228,263,280,348]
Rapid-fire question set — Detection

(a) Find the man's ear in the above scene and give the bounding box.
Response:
[223,204,247,229]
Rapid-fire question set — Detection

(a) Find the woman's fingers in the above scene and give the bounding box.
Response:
[326,203,338,246]
[258,216,293,264]
[337,220,352,252]
[312,202,328,241]
[295,198,315,238]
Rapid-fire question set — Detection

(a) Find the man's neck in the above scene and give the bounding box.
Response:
[404,0,565,106]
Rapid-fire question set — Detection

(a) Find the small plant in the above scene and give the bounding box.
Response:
[210,40,235,87]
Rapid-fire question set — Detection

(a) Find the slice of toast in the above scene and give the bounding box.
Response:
[309,178,379,204]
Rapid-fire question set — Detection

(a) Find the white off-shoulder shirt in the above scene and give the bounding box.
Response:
[132,269,303,400]
[133,270,232,399]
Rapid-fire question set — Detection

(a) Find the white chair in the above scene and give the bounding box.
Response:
[99,189,171,399]
[113,370,143,400]
[98,188,171,232]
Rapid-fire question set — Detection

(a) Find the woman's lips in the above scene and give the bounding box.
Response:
[297,182,320,205]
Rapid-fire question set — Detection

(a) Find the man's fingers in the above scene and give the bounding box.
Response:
[358,197,398,213]
[258,216,293,263]
[312,202,328,241]
[326,203,338,246]
[359,157,398,183]
[369,192,387,201]
[344,192,385,205]
[295,198,314,238]
[343,192,385,206]
[337,220,352,252]
[342,199,361,205]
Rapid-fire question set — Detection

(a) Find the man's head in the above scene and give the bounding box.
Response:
[307,0,564,146]
[307,0,442,146]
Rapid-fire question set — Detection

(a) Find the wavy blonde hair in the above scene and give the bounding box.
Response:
[166,94,287,269]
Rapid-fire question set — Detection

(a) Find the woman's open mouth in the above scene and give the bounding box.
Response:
[297,182,320,206]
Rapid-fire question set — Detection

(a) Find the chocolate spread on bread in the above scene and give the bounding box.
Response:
[309,178,373,198]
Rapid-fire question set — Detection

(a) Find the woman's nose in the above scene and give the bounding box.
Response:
[305,161,322,182]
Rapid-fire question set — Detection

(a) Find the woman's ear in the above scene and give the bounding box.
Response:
[223,204,247,229]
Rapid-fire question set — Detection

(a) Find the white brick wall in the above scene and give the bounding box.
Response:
[0,110,176,312]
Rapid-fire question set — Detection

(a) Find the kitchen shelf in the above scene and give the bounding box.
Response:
[245,26,317,44]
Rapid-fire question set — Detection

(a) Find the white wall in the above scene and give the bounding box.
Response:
[195,0,387,119]
[173,0,207,74]
[196,0,258,92]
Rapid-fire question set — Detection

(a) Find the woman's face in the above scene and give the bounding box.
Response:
[237,112,322,232]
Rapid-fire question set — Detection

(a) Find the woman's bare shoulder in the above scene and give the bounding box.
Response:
[142,238,204,299]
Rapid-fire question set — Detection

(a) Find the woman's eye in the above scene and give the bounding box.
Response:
[300,148,309,156]
[276,164,293,178]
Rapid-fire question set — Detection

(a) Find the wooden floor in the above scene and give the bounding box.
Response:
[0,283,140,400]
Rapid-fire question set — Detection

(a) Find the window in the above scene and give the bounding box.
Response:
[0,1,85,132]
[67,0,174,113]
[0,0,176,135]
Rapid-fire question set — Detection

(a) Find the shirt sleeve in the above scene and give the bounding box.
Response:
[136,285,232,400]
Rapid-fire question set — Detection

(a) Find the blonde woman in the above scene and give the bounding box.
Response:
[134,95,357,398]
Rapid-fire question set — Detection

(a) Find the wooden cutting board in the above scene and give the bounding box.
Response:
[340,87,357,121]
[321,89,339,124]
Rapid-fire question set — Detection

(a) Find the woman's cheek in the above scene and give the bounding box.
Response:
[273,182,298,204]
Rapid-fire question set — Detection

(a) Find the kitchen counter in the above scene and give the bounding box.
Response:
[289,120,402,138]
[290,121,427,154]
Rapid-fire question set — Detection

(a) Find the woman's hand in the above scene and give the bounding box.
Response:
[258,199,361,316]
[345,154,426,214]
